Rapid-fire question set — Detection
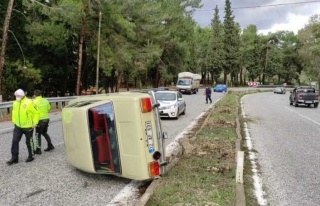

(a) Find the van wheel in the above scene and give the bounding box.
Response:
[315,103,319,108]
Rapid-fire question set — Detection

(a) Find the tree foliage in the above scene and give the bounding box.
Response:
[0,0,318,99]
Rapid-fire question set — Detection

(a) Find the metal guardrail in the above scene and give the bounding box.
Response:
[256,84,295,88]
[0,96,77,119]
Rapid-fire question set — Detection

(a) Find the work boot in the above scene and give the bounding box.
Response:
[44,144,55,152]
[34,148,42,155]
[6,158,18,165]
[25,156,34,162]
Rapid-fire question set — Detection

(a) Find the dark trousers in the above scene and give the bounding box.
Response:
[11,126,34,159]
[206,95,212,103]
[35,119,52,149]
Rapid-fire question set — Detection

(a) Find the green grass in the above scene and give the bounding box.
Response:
[146,92,249,206]
[146,91,262,206]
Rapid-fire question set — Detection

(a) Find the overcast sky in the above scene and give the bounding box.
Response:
[193,0,320,34]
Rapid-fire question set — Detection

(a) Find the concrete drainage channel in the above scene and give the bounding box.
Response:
[123,97,247,206]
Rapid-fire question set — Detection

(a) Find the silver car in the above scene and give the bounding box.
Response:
[274,87,286,94]
[155,90,186,119]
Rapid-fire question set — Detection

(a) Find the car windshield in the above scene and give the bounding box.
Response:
[296,88,315,93]
[155,93,177,101]
[216,84,225,88]
[177,79,191,86]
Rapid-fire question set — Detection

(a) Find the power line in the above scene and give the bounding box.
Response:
[195,0,320,11]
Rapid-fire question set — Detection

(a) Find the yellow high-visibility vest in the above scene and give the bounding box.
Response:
[33,96,51,120]
[12,97,39,128]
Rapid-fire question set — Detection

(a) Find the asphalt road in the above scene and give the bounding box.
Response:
[243,92,320,206]
[0,89,225,206]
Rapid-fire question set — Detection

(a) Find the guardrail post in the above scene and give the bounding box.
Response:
[0,109,4,118]
[58,102,63,110]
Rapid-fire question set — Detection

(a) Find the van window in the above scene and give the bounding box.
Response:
[88,103,121,173]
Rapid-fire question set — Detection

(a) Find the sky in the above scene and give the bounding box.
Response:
[192,0,320,34]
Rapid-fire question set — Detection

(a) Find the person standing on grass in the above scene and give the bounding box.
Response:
[205,86,212,104]
[33,89,54,154]
[7,89,39,165]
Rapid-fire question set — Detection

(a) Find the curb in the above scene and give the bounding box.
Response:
[235,112,246,206]
[134,99,220,206]
[134,94,247,206]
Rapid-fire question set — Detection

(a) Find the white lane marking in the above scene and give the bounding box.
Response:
[285,107,320,126]
[241,95,268,206]
[107,180,144,206]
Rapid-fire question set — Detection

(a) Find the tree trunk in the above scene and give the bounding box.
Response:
[116,71,121,92]
[76,17,85,95]
[239,67,243,85]
[0,0,14,95]
[263,46,269,85]
[224,72,227,84]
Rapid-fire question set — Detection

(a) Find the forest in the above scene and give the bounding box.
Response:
[1,0,320,100]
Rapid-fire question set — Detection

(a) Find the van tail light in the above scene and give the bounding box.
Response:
[149,161,160,177]
[141,98,152,113]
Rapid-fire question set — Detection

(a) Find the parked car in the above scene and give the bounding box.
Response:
[213,84,228,92]
[274,87,286,94]
[289,86,319,108]
[155,90,186,119]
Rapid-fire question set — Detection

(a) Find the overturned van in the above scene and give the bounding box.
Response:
[61,90,167,180]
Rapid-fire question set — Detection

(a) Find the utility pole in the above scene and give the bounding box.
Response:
[0,0,14,96]
[263,45,269,85]
[95,11,102,94]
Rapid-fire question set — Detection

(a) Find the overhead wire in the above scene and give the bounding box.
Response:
[195,0,320,11]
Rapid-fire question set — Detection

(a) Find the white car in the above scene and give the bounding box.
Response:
[155,90,186,119]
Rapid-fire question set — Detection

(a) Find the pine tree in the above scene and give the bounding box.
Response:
[222,0,240,85]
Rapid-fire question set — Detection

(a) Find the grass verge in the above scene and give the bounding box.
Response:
[146,91,256,206]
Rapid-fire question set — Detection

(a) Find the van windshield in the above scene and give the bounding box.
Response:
[177,79,191,86]
[88,103,121,173]
[155,93,177,101]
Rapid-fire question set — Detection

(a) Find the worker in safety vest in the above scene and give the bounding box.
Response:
[33,89,54,154]
[6,89,39,165]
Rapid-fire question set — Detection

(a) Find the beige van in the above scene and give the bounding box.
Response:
[61,90,167,180]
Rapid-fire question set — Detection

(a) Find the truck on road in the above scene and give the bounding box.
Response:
[289,86,319,108]
[176,72,201,94]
